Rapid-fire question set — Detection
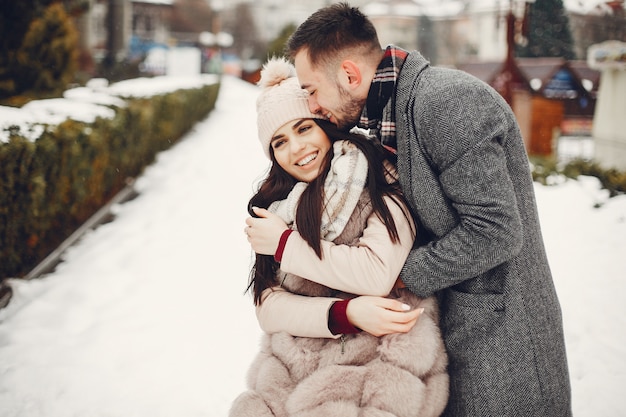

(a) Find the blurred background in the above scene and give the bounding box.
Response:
[2,0,625,163]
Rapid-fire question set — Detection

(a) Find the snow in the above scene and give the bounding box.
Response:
[0,75,625,416]
[133,0,173,5]
[20,98,117,126]
[563,0,610,14]
[0,74,219,143]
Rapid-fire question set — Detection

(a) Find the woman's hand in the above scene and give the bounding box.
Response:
[347,296,423,337]
[245,207,289,255]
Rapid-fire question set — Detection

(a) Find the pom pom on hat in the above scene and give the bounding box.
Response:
[257,56,296,90]
[256,57,324,159]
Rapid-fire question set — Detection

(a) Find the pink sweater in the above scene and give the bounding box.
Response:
[256,196,416,338]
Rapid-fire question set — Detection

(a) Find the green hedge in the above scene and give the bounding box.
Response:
[0,82,220,279]
[531,156,626,198]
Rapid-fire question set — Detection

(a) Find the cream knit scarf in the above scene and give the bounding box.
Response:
[268,140,368,241]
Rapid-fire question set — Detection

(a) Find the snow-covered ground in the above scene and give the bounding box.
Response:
[0,76,624,417]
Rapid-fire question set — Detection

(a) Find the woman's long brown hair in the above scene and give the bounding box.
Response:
[247,119,408,305]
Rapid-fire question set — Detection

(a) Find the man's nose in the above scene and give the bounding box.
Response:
[307,96,322,114]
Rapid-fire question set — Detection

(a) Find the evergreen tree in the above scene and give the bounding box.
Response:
[0,1,78,99]
[18,3,79,93]
[516,0,575,59]
[0,0,44,96]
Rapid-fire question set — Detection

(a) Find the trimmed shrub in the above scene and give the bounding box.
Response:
[531,156,626,197]
[0,82,220,279]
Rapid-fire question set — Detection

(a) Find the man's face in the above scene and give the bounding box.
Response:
[294,50,366,131]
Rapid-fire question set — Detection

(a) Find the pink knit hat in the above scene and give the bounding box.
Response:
[256,57,324,159]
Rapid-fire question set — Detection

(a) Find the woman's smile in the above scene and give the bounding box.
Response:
[296,152,318,166]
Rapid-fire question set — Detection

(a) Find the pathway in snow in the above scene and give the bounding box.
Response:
[0,76,266,417]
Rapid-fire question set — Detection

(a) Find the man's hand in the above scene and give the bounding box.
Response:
[245,207,289,255]
[347,296,423,337]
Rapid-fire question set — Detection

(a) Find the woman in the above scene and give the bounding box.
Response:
[229,58,448,417]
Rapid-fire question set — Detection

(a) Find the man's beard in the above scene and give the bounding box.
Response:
[335,83,366,131]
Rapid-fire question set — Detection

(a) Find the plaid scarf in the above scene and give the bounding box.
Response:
[358,46,408,153]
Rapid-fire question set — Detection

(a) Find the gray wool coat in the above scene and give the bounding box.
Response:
[394,52,572,416]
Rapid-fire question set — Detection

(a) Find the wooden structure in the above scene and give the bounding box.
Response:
[458,58,598,157]
[517,58,597,155]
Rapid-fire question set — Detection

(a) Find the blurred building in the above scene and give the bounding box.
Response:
[363,0,510,66]
[71,0,109,68]
[361,0,424,51]
[457,57,599,156]
[73,0,215,75]
[72,1,624,73]
[66,0,624,161]
[362,0,625,67]
[358,0,622,158]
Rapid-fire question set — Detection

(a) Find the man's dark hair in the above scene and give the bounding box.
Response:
[286,2,381,67]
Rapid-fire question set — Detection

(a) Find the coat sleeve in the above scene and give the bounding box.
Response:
[255,197,415,338]
[279,196,416,296]
[399,72,525,296]
[255,286,340,338]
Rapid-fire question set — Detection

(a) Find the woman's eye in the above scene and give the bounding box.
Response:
[298,125,311,134]
[272,139,286,149]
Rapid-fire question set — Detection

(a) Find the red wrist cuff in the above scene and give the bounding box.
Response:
[274,229,293,263]
[328,299,360,335]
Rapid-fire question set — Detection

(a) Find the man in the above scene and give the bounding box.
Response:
[250,3,572,416]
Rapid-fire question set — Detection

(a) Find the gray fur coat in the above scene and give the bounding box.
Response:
[230,194,449,417]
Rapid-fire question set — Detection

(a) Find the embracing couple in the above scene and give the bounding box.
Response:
[231,3,572,417]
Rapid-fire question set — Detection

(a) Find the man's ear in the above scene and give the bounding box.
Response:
[340,60,362,89]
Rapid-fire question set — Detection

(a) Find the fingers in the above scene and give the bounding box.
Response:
[241,213,259,227]
[347,296,426,336]
[374,297,413,313]
[390,316,419,333]
[379,308,422,334]
[382,306,422,324]
[251,206,269,218]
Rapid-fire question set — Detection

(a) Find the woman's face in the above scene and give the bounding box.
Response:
[270,119,331,183]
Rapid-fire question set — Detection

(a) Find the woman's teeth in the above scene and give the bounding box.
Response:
[297,153,317,166]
